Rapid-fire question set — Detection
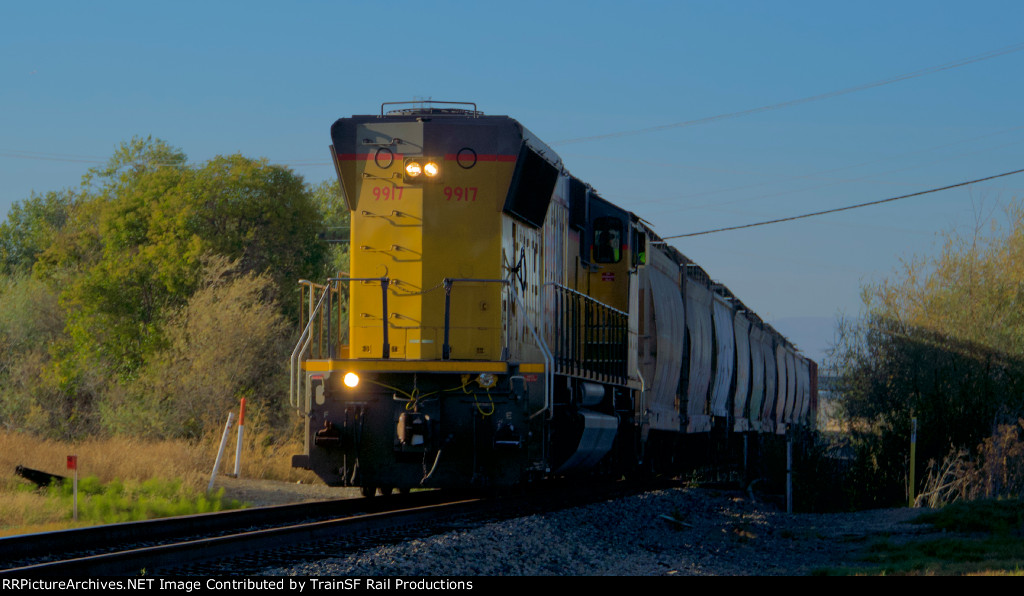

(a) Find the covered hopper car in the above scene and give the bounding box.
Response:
[289,102,817,495]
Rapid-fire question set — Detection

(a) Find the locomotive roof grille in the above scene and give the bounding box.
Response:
[381,101,483,117]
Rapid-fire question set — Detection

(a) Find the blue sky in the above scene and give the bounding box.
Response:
[3,1,1024,361]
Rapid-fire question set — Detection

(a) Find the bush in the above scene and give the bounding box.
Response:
[833,317,1024,507]
[100,256,292,439]
[917,420,1024,507]
[829,202,1024,508]
[0,274,81,437]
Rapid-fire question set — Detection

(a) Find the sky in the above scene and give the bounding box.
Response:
[3,1,1024,363]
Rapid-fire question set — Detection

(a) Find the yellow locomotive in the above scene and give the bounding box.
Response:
[289,102,817,495]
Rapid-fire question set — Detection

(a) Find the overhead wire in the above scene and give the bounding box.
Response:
[639,136,1024,224]
[5,42,1023,172]
[662,167,1024,239]
[5,42,1024,168]
[579,123,1024,209]
[552,41,1024,146]
[0,151,105,164]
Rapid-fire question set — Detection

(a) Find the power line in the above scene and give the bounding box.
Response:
[553,41,1024,146]
[5,41,1024,173]
[0,149,333,168]
[0,151,105,164]
[6,41,1023,168]
[589,123,1024,209]
[662,167,1024,239]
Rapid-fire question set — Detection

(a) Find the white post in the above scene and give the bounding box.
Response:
[209,412,235,493]
[233,398,246,477]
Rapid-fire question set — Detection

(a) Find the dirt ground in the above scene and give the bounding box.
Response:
[213,475,362,507]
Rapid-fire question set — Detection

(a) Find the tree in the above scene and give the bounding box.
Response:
[0,136,331,439]
[182,155,326,304]
[0,274,67,435]
[49,144,326,378]
[0,189,79,275]
[309,179,350,279]
[833,202,1024,506]
[100,257,291,439]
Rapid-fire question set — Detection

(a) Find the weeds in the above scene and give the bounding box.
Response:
[45,476,244,524]
[917,421,1024,507]
[821,499,1024,575]
[914,498,1024,534]
[0,430,315,534]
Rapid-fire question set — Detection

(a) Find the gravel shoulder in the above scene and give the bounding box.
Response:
[216,478,936,576]
[214,475,363,506]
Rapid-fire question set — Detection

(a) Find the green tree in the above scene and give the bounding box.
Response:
[0,191,75,275]
[309,179,350,279]
[0,189,79,275]
[182,154,326,304]
[49,142,325,378]
[80,135,188,196]
[833,202,1024,507]
[0,136,330,439]
[0,274,66,435]
[101,257,291,439]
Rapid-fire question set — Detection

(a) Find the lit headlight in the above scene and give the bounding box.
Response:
[343,372,360,388]
[404,157,441,182]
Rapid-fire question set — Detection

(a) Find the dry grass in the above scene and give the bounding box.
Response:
[917,419,1024,507]
[0,429,318,535]
[1,433,209,487]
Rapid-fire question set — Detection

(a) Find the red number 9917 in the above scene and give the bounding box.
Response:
[371,186,403,201]
[443,186,478,202]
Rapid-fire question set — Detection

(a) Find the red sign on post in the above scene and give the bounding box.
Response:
[67,455,77,470]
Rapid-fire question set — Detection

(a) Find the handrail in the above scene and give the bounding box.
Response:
[546,282,628,317]
[513,287,554,421]
[545,282,628,382]
[290,284,331,411]
[291,276,390,412]
[297,279,337,360]
[293,275,559,420]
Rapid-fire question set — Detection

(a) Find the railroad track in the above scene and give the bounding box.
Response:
[0,479,653,576]
[0,490,463,576]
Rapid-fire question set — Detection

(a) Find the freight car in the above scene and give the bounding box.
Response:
[289,102,817,495]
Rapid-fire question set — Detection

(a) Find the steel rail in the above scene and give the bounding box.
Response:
[0,495,479,576]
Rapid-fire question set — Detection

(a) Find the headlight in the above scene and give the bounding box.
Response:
[343,372,360,388]
[404,158,441,182]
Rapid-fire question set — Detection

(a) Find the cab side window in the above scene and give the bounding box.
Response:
[593,217,622,263]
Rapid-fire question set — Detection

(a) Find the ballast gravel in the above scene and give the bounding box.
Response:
[263,487,930,576]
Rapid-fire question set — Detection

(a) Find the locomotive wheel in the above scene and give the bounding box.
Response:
[360,486,377,498]
[379,486,394,496]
